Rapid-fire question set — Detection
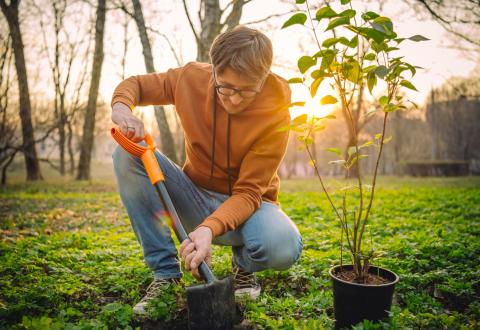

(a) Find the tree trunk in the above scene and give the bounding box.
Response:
[59,99,66,175]
[183,0,246,63]
[343,83,364,179]
[131,0,178,164]
[1,0,42,180]
[76,0,106,180]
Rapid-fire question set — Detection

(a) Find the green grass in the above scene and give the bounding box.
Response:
[1,177,479,329]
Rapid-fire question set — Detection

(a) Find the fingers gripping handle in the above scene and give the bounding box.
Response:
[111,128,164,184]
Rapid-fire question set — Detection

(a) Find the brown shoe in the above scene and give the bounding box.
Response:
[133,278,180,316]
[232,262,261,300]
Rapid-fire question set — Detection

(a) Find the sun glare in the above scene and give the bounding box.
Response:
[289,83,338,120]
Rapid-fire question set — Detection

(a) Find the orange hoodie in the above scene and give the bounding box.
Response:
[111,62,291,237]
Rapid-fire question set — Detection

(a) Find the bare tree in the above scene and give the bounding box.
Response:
[0,32,19,184]
[35,0,91,175]
[126,0,179,164]
[183,0,248,62]
[407,0,480,50]
[76,0,106,180]
[0,0,43,180]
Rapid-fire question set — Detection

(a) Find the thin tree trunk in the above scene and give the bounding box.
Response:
[183,0,246,63]
[67,120,74,174]
[76,0,106,180]
[131,0,178,164]
[1,0,42,180]
[344,84,364,179]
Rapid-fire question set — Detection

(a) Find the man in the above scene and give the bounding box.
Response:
[111,26,302,316]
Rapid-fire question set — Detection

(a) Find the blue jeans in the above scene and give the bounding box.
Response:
[112,145,303,280]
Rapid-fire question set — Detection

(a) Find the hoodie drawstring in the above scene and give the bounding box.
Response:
[210,83,232,196]
[227,114,232,196]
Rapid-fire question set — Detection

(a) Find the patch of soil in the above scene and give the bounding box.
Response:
[335,269,390,285]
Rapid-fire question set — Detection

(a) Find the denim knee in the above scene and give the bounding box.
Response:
[247,229,303,271]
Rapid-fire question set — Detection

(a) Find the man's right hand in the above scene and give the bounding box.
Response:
[111,102,145,142]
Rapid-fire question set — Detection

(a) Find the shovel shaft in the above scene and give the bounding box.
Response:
[111,128,216,283]
[153,182,216,283]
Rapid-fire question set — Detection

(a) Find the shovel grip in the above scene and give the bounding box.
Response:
[111,128,164,184]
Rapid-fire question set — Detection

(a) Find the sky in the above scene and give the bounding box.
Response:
[95,0,478,125]
[18,0,477,127]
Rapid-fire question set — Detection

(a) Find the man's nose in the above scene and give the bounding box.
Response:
[229,93,243,105]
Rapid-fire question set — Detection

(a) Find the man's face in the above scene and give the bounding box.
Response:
[214,67,266,115]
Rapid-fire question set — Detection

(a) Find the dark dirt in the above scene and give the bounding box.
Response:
[335,269,391,285]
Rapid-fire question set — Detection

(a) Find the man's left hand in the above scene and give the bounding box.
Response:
[179,226,213,280]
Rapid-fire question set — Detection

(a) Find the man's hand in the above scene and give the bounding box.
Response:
[111,102,145,142]
[179,226,213,280]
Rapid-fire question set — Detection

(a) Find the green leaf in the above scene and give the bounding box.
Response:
[349,35,358,48]
[360,141,374,148]
[374,65,388,79]
[364,53,376,61]
[322,37,340,48]
[282,13,307,29]
[310,77,324,97]
[296,0,306,3]
[329,159,347,166]
[370,16,394,35]
[400,79,418,91]
[298,56,317,74]
[323,114,336,119]
[361,11,380,21]
[339,9,356,18]
[371,40,388,52]
[386,47,399,52]
[343,59,362,83]
[326,147,342,156]
[367,71,377,93]
[375,133,382,140]
[320,50,336,70]
[361,28,387,44]
[292,114,308,125]
[325,16,350,31]
[405,63,417,76]
[379,96,389,106]
[384,103,398,112]
[383,135,393,144]
[316,7,338,20]
[320,95,338,105]
[408,35,429,42]
[288,77,304,84]
[289,101,306,107]
[322,37,349,48]
[341,0,350,4]
[349,154,368,167]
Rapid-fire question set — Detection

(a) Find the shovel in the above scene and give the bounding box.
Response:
[111,128,236,330]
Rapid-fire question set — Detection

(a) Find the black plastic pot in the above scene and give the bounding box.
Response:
[329,265,399,329]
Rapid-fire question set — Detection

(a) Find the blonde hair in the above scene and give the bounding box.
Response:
[209,26,273,81]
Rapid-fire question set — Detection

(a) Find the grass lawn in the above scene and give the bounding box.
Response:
[0,177,479,329]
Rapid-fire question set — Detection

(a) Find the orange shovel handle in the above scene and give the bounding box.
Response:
[110,128,165,184]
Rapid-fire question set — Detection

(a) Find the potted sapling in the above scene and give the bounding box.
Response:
[281,0,427,328]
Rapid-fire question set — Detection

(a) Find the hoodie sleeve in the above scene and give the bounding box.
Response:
[199,111,291,237]
[110,66,184,109]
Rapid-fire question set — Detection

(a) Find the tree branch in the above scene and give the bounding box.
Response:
[182,0,199,43]
[242,10,295,25]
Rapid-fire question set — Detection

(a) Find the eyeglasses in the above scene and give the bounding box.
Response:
[213,69,265,99]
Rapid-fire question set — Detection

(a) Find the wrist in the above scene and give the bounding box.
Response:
[197,226,213,240]
[112,102,131,113]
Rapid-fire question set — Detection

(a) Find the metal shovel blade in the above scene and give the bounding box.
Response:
[186,275,236,330]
